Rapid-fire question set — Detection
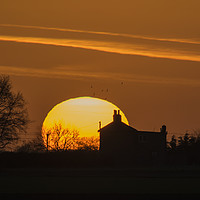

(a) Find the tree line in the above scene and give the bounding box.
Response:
[167,132,200,165]
[17,123,99,153]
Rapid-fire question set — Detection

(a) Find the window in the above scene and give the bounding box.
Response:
[138,135,148,143]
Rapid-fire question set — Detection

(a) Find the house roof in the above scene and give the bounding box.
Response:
[138,131,161,134]
[98,121,138,133]
[98,110,165,135]
[98,121,162,136]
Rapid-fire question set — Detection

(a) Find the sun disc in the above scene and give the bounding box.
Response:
[42,96,129,149]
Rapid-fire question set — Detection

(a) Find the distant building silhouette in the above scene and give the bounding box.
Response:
[98,110,167,164]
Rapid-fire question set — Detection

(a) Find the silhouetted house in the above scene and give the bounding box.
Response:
[98,110,167,164]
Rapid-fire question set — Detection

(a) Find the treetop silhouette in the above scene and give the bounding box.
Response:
[0,75,29,149]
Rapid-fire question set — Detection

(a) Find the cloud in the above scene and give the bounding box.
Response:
[0,35,200,62]
[1,24,200,45]
[1,65,200,87]
[0,66,108,80]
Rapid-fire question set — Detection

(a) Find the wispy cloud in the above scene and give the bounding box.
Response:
[1,65,200,87]
[1,24,200,45]
[0,66,108,80]
[0,35,200,62]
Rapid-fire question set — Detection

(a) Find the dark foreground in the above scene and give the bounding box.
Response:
[1,151,200,199]
[1,167,200,200]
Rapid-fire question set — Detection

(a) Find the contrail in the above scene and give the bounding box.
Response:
[0,35,200,62]
[1,24,200,45]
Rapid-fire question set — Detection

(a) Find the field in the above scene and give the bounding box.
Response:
[1,167,200,199]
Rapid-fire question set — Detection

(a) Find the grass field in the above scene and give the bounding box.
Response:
[1,167,200,195]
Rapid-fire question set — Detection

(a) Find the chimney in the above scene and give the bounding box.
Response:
[113,109,121,123]
[99,121,102,129]
[160,125,167,134]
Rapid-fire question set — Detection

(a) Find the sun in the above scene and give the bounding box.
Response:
[42,96,129,149]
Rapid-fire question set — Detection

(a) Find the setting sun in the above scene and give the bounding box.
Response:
[42,97,129,150]
[42,96,129,138]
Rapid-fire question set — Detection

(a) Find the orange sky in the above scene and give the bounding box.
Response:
[0,0,200,139]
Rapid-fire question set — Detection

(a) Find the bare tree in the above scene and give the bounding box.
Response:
[42,123,100,151]
[42,123,80,151]
[0,75,29,149]
[77,136,99,151]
